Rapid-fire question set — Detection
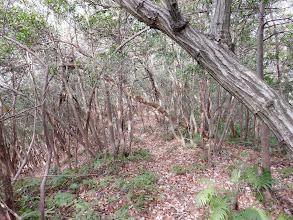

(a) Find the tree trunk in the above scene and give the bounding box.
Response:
[127,95,134,152]
[77,74,103,151]
[209,0,233,50]
[240,104,243,142]
[216,96,237,153]
[244,108,250,142]
[257,0,271,170]
[61,69,95,158]
[101,77,117,156]
[0,106,15,220]
[95,88,108,149]
[40,65,52,220]
[117,71,126,156]
[114,0,293,160]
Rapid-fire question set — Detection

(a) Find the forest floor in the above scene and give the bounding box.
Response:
[19,113,293,219]
[67,113,293,220]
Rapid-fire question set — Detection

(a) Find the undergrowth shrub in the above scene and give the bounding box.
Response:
[128,148,154,162]
[14,178,42,219]
[172,164,193,174]
[161,131,174,141]
[195,184,271,220]
[195,165,277,220]
[277,167,293,178]
[244,166,274,202]
[112,169,162,210]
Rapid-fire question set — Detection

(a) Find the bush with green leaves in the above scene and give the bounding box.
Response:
[128,148,154,162]
[161,131,174,141]
[14,178,42,219]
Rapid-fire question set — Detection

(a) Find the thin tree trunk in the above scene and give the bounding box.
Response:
[61,69,95,158]
[257,0,271,170]
[40,65,52,220]
[101,77,117,156]
[12,106,37,184]
[78,74,103,151]
[51,120,61,174]
[127,96,134,152]
[117,71,126,156]
[240,104,243,142]
[269,10,282,95]
[244,108,250,142]
[140,103,146,131]
[216,96,237,154]
[214,85,222,144]
[200,78,207,138]
[95,88,108,149]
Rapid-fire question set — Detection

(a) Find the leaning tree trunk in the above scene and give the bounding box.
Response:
[113,0,293,160]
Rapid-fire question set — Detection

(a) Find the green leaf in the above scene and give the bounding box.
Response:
[195,187,216,207]
[276,212,290,220]
[230,169,241,183]
[232,207,271,220]
[277,168,293,178]
[54,192,76,207]
[211,207,229,220]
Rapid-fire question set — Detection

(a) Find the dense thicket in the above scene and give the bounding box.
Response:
[0,0,292,218]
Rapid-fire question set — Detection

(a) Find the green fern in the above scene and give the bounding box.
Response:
[195,186,217,207]
[230,169,241,183]
[276,212,291,220]
[210,194,232,220]
[211,206,230,220]
[277,167,293,178]
[231,207,271,220]
[195,187,232,220]
[244,166,274,200]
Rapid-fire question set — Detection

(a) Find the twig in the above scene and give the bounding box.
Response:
[0,198,22,220]
[0,104,42,121]
[114,27,150,53]
[264,30,292,41]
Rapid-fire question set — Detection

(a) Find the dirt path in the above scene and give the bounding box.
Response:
[105,114,293,219]
[70,113,293,219]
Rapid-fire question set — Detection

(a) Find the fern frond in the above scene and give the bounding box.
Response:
[276,212,290,220]
[230,169,241,183]
[232,207,271,220]
[244,167,258,186]
[210,194,231,210]
[211,206,229,220]
[195,187,216,207]
[259,169,273,191]
[244,167,273,192]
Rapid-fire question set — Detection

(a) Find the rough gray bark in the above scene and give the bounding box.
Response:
[113,0,293,159]
[165,0,188,31]
[209,0,233,50]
